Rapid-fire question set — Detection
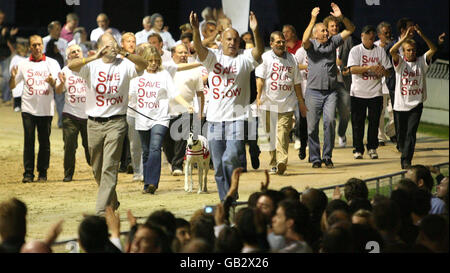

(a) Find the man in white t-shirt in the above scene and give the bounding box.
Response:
[148,33,172,63]
[162,43,204,175]
[293,47,309,160]
[90,13,121,45]
[135,16,152,46]
[347,25,392,160]
[68,32,147,215]
[9,35,61,183]
[390,25,437,169]
[56,44,90,182]
[190,11,264,201]
[374,22,396,147]
[256,31,306,175]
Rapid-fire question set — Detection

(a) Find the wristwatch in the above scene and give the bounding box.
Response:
[124,52,130,58]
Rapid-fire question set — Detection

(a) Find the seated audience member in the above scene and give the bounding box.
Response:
[190,214,215,252]
[272,200,313,253]
[348,198,372,214]
[247,192,263,208]
[235,207,270,253]
[436,176,449,215]
[321,199,350,232]
[319,224,354,253]
[78,215,121,253]
[130,222,172,253]
[300,188,328,249]
[214,226,243,253]
[351,209,374,227]
[174,218,191,251]
[280,186,300,201]
[344,178,369,203]
[181,238,211,253]
[415,214,449,253]
[390,189,418,245]
[350,224,384,253]
[0,198,27,253]
[395,178,419,193]
[326,209,351,228]
[256,190,286,251]
[410,188,431,226]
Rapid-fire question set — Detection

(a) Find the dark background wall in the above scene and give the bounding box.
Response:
[0,0,448,58]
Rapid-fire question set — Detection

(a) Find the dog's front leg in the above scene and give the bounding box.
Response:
[197,166,203,194]
[184,159,189,192]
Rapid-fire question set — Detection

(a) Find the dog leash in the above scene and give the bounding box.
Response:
[127,106,158,121]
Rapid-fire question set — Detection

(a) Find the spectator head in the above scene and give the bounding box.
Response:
[150,13,164,31]
[322,200,351,232]
[282,24,297,42]
[73,27,87,43]
[402,38,418,62]
[351,224,384,253]
[190,214,215,252]
[0,198,27,244]
[235,207,269,252]
[214,226,243,253]
[344,178,369,202]
[218,17,232,31]
[172,43,189,64]
[201,7,214,21]
[372,198,401,234]
[221,28,240,57]
[20,240,52,253]
[181,238,211,253]
[65,13,79,29]
[15,42,29,57]
[146,209,176,243]
[352,209,374,226]
[301,188,328,222]
[361,25,377,49]
[406,165,434,192]
[47,21,62,39]
[270,31,286,57]
[256,190,284,224]
[417,215,449,252]
[327,210,351,228]
[78,215,119,253]
[28,35,44,59]
[280,186,300,201]
[323,16,340,36]
[312,23,328,43]
[97,32,119,58]
[141,45,162,72]
[130,222,171,253]
[96,13,109,29]
[148,33,163,52]
[348,198,372,214]
[180,32,193,45]
[240,31,254,45]
[272,200,310,240]
[396,178,419,193]
[65,44,83,61]
[396,17,414,38]
[320,225,354,253]
[142,15,151,31]
[201,20,217,39]
[376,21,392,43]
[175,218,191,247]
[179,23,193,34]
[411,188,431,221]
[247,192,262,208]
[436,176,448,199]
[390,189,413,220]
[121,32,136,54]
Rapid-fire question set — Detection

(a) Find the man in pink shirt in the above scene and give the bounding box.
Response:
[60,13,79,43]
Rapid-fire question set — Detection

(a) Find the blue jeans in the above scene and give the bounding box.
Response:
[305,88,337,163]
[138,125,168,188]
[208,120,245,201]
[336,83,351,138]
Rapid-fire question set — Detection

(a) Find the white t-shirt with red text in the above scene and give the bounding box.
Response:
[393,54,429,111]
[202,48,260,122]
[255,50,301,113]
[131,70,179,130]
[348,43,392,98]
[294,47,308,96]
[61,66,88,119]
[14,56,61,116]
[78,58,138,118]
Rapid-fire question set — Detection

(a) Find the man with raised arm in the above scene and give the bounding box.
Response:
[190,10,264,202]
[390,25,437,169]
[301,3,355,169]
[68,32,147,215]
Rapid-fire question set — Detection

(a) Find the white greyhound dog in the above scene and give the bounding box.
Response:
[184,133,210,193]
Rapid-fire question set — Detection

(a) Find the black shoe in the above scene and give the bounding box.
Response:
[22,176,34,183]
[118,165,127,173]
[323,159,334,169]
[63,176,73,182]
[379,141,385,146]
[299,147,306,160]
[312,161,322,168]
[390,136,397,143]
[251,152,260,170]
[142,185,156,194]
[37,176,47,182]
[127,164,134,174]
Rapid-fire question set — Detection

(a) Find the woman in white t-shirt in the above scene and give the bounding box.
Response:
[132,46,193,194]
[148,13,176,51]
[390,25,437,169]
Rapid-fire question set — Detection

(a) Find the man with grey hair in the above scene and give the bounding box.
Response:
[374,21,395,146]
[61,13,79,43]
[90,13,121,44]
[68,32,147,215]
[43,21,68,61]
[199,7,214,40]
[135,16,152,46]
[301,3,355,168]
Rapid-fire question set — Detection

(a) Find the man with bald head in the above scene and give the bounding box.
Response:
[162,43,204,175]
[190,11,264,201]
[68,32,147,215]
[135,16,152,46]
[301,3,355,169]
[90,13,121,44]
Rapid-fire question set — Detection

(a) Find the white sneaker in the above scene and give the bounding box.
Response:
[368,149,378,159]
[14,107,21,112]
[269,167,277,175]
[172,169,183,176]
[338,136,346,148]
[353,152,363,159]
[294,139,301,150]
[133,174,144,182]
